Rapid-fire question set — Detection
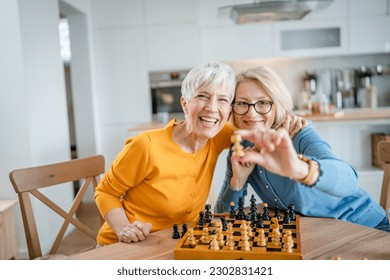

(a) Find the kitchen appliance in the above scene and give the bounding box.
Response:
[219,0,334,24]
[149,70,189,117]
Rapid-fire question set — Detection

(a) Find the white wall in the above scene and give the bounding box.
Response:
[0,0,76,259]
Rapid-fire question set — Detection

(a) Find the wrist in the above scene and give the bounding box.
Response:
[292,154,320,187]
[229,177,245,191]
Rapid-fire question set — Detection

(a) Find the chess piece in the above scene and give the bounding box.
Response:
[240,224,251,251]
[210,235,220,250]
[229,202,236,218]
[186,228,196,246]
[236,197,246,220]
[283,210,291,224]
[231,134,245,157]
[198,211,206,226]
[205,204,212,222]
[270,218,281,246]
[181,224,188,237]
[256,229,267,247]
[226,231,235,250]
[201,227,210,244]
[256,213,264,228]
[216,227,225,246]
[220,216,227,231]
[172,224,180,239]
[274,202,281,219]
[262,203,270,220]
[282,230,294,253]
[283,235,294,253]
[288,204,296,220]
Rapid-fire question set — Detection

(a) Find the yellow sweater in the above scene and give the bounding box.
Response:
[95,119,234,245]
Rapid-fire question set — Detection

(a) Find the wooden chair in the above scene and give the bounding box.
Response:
[378,140,390,213]
[9,155,105,259]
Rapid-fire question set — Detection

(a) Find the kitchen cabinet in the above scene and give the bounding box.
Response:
[146,24,201,71]
[348,0,388,18]
[273,19,349,58]
[200,24,274,61]
[0,200,18,260]
[348,15,390,54]
[308,108,390,203]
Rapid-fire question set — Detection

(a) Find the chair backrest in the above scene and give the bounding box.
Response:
[378,140,390,213]
[9,155,105,259]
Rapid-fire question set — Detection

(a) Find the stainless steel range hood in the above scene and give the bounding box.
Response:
[220,0,334,24]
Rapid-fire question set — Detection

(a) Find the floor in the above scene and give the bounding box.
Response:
[56,202,102,256]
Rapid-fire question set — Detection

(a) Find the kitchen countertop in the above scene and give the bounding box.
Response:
[294,107,390,122]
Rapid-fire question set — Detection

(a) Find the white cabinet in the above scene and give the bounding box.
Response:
[145,0,198,25]
[349,15,390,54]
[348,0,388,18]
[201,24,274,61]
[273,19,349,58]
[312,118,390,203]
[146,24,200,71]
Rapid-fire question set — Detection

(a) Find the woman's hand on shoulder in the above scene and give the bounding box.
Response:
[279,114,308,139]
[119,221,152,243]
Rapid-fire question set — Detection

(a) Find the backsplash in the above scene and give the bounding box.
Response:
[229,53,390,109]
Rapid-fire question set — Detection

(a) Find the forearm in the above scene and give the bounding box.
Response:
[104,207,131,237]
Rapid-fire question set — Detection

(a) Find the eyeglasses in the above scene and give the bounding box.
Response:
[232,100,273,115]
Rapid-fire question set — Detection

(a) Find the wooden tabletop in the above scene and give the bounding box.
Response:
[70,216,390,260]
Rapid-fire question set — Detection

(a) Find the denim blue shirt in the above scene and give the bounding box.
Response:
[214,122,386,228]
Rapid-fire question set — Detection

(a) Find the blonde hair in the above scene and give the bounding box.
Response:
[181,61,236,103]
[234,66,293,129]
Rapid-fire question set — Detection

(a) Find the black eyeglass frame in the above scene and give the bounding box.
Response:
[231,100,274,115]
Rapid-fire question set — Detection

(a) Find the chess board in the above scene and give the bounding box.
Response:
[173,212,302,260]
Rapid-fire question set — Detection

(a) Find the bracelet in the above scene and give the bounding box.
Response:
[294,154,320,186]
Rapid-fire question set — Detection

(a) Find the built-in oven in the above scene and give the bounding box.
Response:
[149,70,189,120]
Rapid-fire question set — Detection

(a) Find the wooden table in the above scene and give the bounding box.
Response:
[0,200,18,260]
[70,216,390,260]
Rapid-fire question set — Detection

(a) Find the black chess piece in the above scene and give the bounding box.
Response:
[229,202,236,218]
[288,204,296,220]
[274,202,281,219]
[181,224,188,237]
[205,204,212,222]
[283,210,291,224]
[236,197,246,220]
[172,224,180,239]
[220,216,227,231]
[256,213,264,228]
[198,211,206,226]
[262,203,270,220]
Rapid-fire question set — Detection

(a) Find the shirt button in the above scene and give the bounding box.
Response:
[191,192,195,197]
[191,173,196,177]
[259,170,263,174]
[191,155,196,159]
[265,185,269,189]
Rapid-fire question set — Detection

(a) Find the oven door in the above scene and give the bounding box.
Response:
[151,86,183,114]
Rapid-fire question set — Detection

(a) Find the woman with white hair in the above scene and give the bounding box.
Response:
[215,65,389,232]
[95,61,237,245]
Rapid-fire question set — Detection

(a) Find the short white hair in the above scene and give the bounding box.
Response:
[181,61,236,102]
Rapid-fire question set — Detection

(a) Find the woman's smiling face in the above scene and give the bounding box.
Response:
[233,79,276,130]
[181,84,232,140]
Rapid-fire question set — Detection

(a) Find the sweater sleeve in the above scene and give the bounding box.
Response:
[294,122,359,197]
[94,133,152,218]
